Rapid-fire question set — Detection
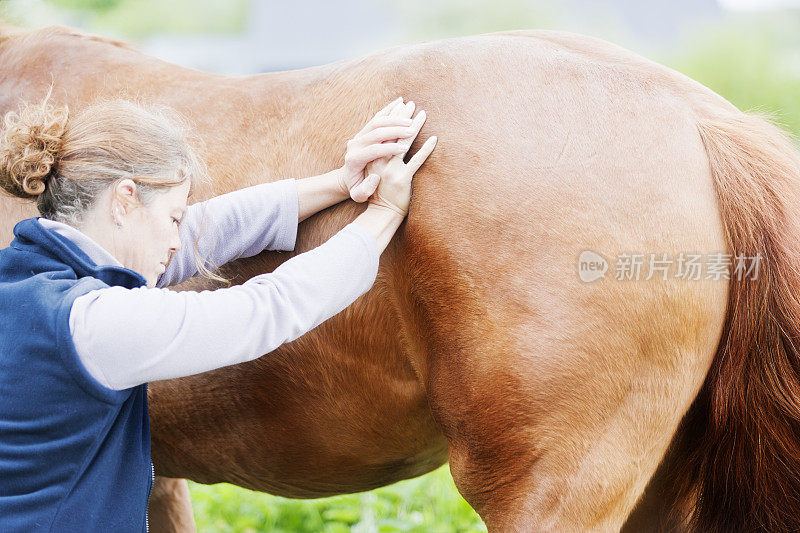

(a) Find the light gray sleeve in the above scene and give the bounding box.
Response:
[156,178,299,288]
[68,222,379,391]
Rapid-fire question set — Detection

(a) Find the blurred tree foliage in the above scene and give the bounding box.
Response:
[389,0,559,41]
[44,0,121,13]
[8,0,247,38]
[667,15,800,136]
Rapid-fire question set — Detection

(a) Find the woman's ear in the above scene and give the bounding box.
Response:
[113,179,141,213]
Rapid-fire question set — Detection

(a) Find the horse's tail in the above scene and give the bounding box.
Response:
[662,110,800,531]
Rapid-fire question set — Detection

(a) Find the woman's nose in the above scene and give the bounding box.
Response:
[170,231,182,252]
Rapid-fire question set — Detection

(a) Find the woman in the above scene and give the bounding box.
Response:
[0,91,436,532]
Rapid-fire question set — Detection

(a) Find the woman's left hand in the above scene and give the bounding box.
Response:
[338,97,417,202]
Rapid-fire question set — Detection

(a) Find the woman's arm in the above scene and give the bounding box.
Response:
[156,98,417,288]
[295,168,349,223]
[156,178,299,288]
[69,220,379,391]
[156,165,389,289]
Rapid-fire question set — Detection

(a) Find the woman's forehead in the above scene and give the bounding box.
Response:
[175,179,192,198]
[157,181,190,208]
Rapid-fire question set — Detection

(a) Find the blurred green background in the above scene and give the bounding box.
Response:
[2,0,798,530]
[187,465,485,533]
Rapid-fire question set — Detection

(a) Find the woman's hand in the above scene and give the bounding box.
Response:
[338,97,417,202]
[363,98,415,181]
[367,104,437,217]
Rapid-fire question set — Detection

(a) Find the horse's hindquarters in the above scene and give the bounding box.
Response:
[394,41,730,527]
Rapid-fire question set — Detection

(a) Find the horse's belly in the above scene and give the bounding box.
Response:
[148,323,448,497]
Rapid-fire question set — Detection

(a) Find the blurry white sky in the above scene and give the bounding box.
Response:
[719,0,800,9]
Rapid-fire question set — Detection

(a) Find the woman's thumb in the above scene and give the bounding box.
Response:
[352,174,380,203]
[364,173,380,194]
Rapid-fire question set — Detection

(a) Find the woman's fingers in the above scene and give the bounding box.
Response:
[346,142,407,165]
[398,100,415,120]
[376,97,403,118]
[406,135,437,175]
[356,98,406,136]
[356,125,416,147]
[365,116,414,132]
[393,110,426,156]
[379,98,407,124]
[355,116,413,138]
[372,100,416,167]
[350,173,380,203]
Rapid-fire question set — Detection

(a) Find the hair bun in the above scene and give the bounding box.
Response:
[0,90,69,199]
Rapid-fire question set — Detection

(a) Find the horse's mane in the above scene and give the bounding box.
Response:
[0,20,136,51]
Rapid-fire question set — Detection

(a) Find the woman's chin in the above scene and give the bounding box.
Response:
[145,270,161,288]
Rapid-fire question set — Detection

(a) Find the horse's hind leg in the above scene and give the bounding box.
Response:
[407,263,726,530]
[426,322,719,530]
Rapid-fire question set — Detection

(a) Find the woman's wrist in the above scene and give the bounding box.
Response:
[352,203,405,254]
[296,168,350,222]
[332,166,350,200]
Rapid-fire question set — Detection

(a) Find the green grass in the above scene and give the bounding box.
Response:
[188,464,487,532]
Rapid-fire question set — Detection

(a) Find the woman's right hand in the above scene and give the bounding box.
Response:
[366,101,437,217]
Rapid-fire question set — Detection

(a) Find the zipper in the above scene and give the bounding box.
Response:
[145,460,155,532]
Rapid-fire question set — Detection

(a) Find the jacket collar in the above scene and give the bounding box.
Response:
[10,217,147,289]
[37,217,123,269]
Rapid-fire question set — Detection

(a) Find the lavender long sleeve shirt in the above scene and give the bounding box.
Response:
[38,178,380,391]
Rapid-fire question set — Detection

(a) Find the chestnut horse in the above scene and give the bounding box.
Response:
[2,22,800,532]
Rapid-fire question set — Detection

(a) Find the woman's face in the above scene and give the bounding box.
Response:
[110,179,190,288]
